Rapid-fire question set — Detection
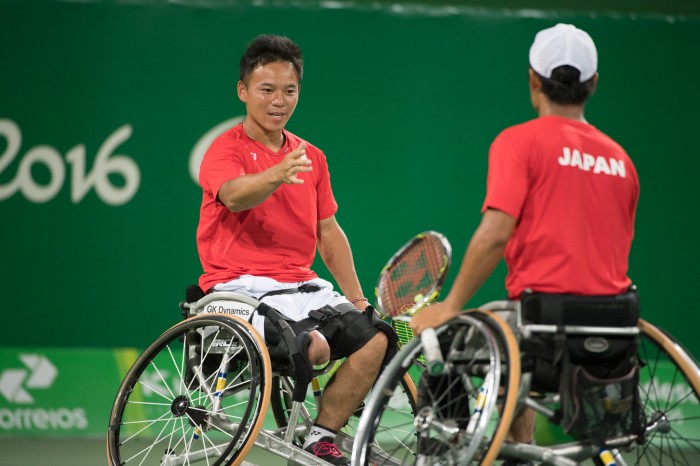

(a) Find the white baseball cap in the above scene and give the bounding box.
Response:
[529,23,598,82]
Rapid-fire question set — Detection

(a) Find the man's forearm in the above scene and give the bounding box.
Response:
[444,209,515,309]
[444,232,506,309]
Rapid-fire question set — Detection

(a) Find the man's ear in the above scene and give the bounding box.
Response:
[528,68,541,93]
[237,80,247,102]
[528,68,543,113]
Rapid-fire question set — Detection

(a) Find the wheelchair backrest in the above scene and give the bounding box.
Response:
[187,291,261,320]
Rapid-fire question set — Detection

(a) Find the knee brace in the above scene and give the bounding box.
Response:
[267,321,314,402]
[308,303,398,366]
[365,306,399,367]
[257,302,314,402]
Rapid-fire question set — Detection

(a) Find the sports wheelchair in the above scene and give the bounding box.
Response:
[351,297,700,466]
[107,290,418,466]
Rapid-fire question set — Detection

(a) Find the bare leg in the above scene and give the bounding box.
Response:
[507,407,536,442]
[315,332,388,430]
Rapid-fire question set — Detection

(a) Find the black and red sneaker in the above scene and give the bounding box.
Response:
[304,437,350,465]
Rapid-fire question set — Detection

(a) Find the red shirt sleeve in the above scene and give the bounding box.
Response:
[482,126,530,220]
[199,132,247,203]
[314,148,338,220]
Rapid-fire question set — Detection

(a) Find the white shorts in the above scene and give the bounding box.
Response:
[212,275,350,340]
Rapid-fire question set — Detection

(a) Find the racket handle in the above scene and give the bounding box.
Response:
[421,328,445,375]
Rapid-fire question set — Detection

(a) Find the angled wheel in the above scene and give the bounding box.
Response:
[352,311,520,466]
[107,313,271,466]
[270,361,418,457]
[470,310,521,465]
[623,319,700,465]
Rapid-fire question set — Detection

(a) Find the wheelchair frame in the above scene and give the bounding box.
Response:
[351,300,700,466]
[107,291,419,466]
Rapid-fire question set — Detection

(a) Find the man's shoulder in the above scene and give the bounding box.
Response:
[493,118,540,145]
[212,124,246,148]
[205,125,248,159]
[497,116,603,142]
[497,116,540,133]
[284,130,323,155]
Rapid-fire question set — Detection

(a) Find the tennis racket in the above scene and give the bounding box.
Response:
[375,231,452,350]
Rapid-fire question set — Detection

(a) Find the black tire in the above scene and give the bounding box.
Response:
[625,319,700,465]
[107,314,271,466]
[352,312,521,466]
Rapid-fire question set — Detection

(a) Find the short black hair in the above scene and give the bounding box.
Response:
[239,34,304,84]
[535,65,596,105]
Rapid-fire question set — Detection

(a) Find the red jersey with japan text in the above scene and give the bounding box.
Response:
[197,123,338,292]
[482,115,639,299]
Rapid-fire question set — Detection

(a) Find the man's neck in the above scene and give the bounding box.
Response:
[538,101,587,123]
[242,119,285,152]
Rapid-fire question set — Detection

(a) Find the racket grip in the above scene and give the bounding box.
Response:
[421,328,445,375]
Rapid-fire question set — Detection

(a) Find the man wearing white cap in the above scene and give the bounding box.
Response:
[411,23,639,465]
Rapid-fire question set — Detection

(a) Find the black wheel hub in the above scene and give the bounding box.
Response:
[170,395,190,417]
[650,410,671,434]
[188,405,209,427]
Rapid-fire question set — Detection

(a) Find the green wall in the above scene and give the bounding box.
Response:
[1,1,698,356]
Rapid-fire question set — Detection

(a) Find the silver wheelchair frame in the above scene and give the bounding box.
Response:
[352,300,700,466]
[483,300,642,466]
[107,290,419,466]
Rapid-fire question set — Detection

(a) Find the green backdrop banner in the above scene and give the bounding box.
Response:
[0,1,698,358]
[0,347,137,436]
[1,346,698,440]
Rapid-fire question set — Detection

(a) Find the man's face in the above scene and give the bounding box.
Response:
[237,61,299,135]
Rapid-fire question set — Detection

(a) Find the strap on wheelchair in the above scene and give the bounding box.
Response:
[277,320,314,402]
[257,302,315,402]
[259,283,322,300]
[552,328,566,366]
[358,305,398,365]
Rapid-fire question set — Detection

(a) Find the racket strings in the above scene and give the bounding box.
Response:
[380,236,448,317]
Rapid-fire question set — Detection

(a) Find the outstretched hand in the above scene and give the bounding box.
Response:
[277,142,312,184]
[410,302,461,335]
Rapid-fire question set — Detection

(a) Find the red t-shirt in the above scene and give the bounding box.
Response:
[483,116,639,298]
[197,124,338,292]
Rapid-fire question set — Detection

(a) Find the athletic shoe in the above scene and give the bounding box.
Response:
[304,437,350,465]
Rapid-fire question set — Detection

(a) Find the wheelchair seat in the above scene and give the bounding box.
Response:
[181,285,321,402]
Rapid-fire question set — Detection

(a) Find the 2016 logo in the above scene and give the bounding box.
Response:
[0,115,243,205]
[0,119,140,205]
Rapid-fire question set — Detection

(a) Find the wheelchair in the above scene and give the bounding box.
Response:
[351,299,700,466]
[107,290,418,466]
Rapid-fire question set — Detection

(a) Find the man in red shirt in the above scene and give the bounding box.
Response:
[197,34,389,465]
[411,24,639,465]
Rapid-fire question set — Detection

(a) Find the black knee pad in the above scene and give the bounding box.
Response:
[329,304,398,366]
[366,308,399,367]
[266,320,314,402]
[289,330,314,402]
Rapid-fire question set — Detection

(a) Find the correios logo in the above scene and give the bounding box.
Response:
[0,354,87,431]
[0,354,56,404]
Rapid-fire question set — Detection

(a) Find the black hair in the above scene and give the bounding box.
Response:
[535,65,596,105]
[239,34,304,84]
